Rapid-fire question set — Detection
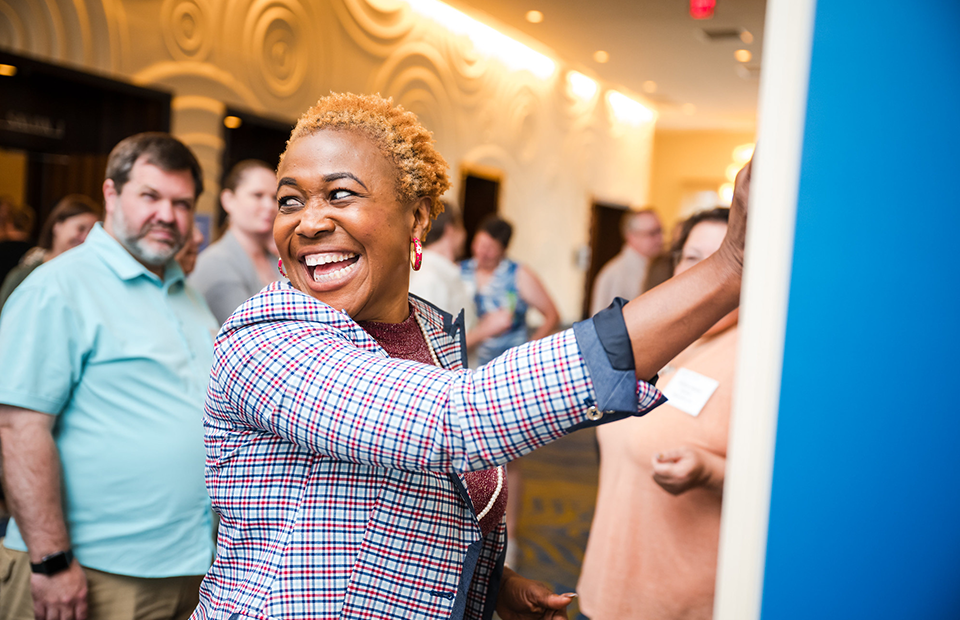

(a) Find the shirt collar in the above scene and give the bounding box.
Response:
[86,223,185,286]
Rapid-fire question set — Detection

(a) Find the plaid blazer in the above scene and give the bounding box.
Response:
[192,281,663,620]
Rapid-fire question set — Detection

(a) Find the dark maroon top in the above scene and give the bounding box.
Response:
[358,309,508,537]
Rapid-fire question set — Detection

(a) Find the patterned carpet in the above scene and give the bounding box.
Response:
[509,428,599,620]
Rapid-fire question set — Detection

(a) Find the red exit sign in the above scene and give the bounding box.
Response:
[690,0,716,19]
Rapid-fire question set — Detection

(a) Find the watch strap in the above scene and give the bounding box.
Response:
[30,549,74,575]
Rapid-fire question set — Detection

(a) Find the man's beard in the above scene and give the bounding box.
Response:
[112,206,184,267]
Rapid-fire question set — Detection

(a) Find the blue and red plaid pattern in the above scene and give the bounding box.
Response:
[193,281,662,620]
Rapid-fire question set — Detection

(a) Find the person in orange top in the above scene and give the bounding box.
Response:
[578,207,738,620]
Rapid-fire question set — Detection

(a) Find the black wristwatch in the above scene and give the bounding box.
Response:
[30,550,74,576]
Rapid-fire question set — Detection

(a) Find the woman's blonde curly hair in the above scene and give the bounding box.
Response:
[282,93,450,222]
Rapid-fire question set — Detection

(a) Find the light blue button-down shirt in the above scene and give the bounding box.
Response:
[0,224,217,577]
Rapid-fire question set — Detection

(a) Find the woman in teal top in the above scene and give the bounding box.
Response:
[460,215,559,366]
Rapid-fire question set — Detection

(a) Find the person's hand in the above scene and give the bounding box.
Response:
[496,567,574,620]
[30,561,88,620]
[652,447,708,495]
[478,308,513,339]
[719,154,753,273]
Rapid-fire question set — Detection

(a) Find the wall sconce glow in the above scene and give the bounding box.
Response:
[0,64,17,77]
[719,182,734,205]
[223,115,243,129]
[725,162,742,182]
[733,143,755,164]
[567,71,598,101]
[606,90,655,125]
[407,0,555,79]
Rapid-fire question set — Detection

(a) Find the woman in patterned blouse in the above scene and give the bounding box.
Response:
[193,93,751,620]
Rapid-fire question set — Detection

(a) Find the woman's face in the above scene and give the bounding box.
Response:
[471,231,505,271]
[51,212,100,256]
[222,167,278,237]
[675,219,738,334]
[275,129,431,323]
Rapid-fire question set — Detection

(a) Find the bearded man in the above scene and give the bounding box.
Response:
[0,133,217,620]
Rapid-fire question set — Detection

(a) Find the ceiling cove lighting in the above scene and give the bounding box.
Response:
[407,0,555,79]
[606,90,655,125]
[566,71,598,101]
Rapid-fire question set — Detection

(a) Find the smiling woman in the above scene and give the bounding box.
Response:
[195,93,752,620]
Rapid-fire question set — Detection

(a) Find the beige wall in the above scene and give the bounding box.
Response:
[650,129,756,235]
[0,0,658,322]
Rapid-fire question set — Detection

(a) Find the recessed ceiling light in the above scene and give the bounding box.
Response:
[525,10,543,24]
[642,80,657,93]
[593,50,609,64]
[223,115,243,129]
[735,49,752,63]
[740,30,754,44]
[682,103,696,116]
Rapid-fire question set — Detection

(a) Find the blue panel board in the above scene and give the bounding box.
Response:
[761,1,960,618]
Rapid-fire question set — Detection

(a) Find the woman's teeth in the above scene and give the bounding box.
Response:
[305,252,357,266]
[303,252,360,283]
[313,260,357,283]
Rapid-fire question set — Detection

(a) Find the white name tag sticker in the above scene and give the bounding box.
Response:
[661,368,720,417]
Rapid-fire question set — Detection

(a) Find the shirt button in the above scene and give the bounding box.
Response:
[586,406,603,421]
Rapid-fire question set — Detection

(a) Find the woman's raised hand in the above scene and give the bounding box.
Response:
[719,154,753,274]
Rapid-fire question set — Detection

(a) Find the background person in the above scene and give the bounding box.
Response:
[578,207,738,620]
[189,159,280,324]
[641,251,674,294]
[461,215,560,368]
[0,198,36,285]
[590,209,663,315]
[408,202,475,329]
[176,224,206,277]
[194,92,751,620]
[0,133,217,620]
[0,195,101,311]
[459,216,561,565]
